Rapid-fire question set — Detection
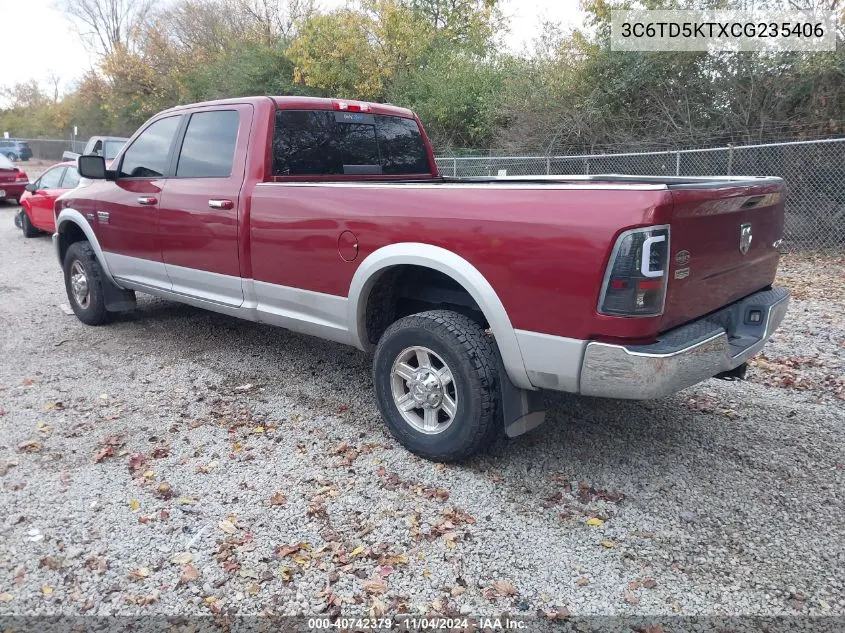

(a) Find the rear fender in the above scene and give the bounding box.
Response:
[347,242,534,391]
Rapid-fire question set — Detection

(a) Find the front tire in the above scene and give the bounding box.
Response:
[63,242,111,325]
[373,310,501,462]
[20,210,39,238]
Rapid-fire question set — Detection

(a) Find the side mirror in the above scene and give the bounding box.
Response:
[78,154,108,180]
[24,182,37,192]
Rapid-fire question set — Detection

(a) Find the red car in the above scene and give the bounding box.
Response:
[18,161,80,237]
[55,96,788,461]
[0,153,30,204]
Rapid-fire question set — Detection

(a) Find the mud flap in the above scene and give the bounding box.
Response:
[494,348,546,438]
[102,277,136,312]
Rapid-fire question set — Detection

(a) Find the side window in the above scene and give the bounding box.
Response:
[176,110,240,178]
[61,167,80,189]
[119,116,181,178]
[39,167,66,189]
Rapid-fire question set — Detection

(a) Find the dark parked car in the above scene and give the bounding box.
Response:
[0,140,33,161]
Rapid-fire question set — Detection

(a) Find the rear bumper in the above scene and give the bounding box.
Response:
[1,183,26,198]
[579,286,789,399]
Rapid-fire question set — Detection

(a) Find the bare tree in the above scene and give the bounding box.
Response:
[236,0,315,42]
[46,71,62,102]
[62,0,158,56]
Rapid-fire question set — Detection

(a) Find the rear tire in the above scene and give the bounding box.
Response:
[20,210,39,238]
[5,153,15,161]
[63,241,111,325]
[373,310,501,462]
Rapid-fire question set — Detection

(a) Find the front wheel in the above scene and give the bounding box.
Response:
[63,241,111,325]
[20,210,39,238]
[373,310,501,462]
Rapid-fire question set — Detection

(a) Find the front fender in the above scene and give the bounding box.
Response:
[347,242,533,391]
[54,208,119,286]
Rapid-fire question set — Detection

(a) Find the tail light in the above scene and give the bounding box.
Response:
[15,169,28,181]
[333,100,370,112]
[598,225,670,317]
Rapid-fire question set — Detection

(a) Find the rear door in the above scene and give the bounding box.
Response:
[95,115,183,289]
[157,106,251,306]
[29,166,66,229]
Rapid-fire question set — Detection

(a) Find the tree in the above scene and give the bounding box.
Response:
[62,0,158,56]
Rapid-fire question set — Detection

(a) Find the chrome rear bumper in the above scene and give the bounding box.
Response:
[579,286,789,399]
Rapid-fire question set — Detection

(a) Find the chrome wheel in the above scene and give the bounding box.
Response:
[391,346,458,435]
[69,260,90,309]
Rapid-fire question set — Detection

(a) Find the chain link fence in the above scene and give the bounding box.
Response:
[435,138,845,250]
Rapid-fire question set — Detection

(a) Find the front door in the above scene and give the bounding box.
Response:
[28,165,66,229]
[94,115,183,289]
[158,106,251,306]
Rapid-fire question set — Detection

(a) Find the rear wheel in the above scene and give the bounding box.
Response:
[373,310,501,462]
[20,210,39,238]
[5,153,15,161]
[63,241,111,325]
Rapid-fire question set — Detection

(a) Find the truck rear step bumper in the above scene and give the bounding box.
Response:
[579,286,789,399]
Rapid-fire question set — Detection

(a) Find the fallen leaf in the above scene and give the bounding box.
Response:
[129,499,140,512]
[180,564,199,583]
[576,576,589,586]
[170,552,194,565]
[600,539,616,549]
[623,590,640,605]
[252,427,265,434]
[39,557,63,571]
[362,577,388,595]
[150,445,170,458]
[491,579,518,597]
[544,607,571,620]
[586,517,604,527]
[218,519,238,534]
[42,585,54,596]
[643,578,658,589]
[153,482,174,500]
[349,546,365,558]
[17,440,42,453]
[269,492,287,506]
[94,447,114,463]
[128,567,150,581]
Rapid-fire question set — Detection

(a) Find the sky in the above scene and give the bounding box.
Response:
[0,0,585,98]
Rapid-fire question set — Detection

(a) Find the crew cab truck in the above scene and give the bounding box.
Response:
[56,96,789,461]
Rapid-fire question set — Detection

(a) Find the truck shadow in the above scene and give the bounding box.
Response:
[116,294,718,478]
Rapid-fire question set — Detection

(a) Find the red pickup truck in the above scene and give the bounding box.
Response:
[55,96,789,461]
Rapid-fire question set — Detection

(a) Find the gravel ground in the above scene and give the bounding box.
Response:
[0,207,843,624]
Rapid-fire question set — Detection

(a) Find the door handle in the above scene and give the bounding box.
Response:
[137,196,157,206]
[208,199,234,210]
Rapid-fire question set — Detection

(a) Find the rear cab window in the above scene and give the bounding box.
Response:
[272,110,431,178]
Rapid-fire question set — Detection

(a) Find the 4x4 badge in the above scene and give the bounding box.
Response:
[740,223,753,255]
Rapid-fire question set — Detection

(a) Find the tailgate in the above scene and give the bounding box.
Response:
[661,178,785,332]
